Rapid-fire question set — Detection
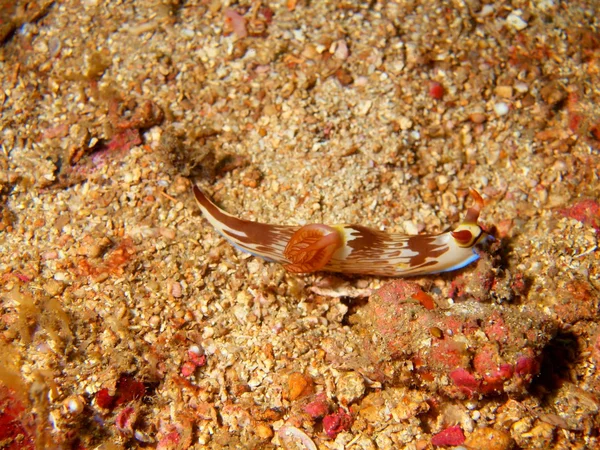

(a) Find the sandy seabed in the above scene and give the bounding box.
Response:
[0,0,599,448]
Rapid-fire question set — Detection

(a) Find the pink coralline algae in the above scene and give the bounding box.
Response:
[304,393,329,419]
[431,425,465,446]
[89,129,142,168]
[322,408,353,439]
[181,347,207,377]
[115,406,137,435]
[353,280,557,398]
[558,199,600,232]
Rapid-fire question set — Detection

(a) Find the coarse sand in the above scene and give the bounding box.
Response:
[0,0,599,448]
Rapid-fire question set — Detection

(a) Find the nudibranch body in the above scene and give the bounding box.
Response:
[193,185,489,277]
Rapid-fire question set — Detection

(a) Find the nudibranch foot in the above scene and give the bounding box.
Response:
[193,185,490,277]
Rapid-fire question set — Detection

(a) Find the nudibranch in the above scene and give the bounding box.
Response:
[193,185,489,277]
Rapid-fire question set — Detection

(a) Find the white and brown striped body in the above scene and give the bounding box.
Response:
[193,186,488,277]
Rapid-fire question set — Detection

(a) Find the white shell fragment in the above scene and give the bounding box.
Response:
[507,11,528,31]
[278,425,318,450]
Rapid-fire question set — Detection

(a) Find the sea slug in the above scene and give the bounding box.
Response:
[193,186,489,276]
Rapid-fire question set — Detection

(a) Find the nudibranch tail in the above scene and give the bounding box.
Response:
[192,185,298,263]
[193,185,490,277]
[283,224,343,273]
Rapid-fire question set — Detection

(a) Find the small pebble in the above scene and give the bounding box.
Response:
[288,372,313,400]
[506,11,528,31]
[85,243,104,258]
[335,68,353,86]
[54,272,67,281]
[170,281,183,298]
[480,5,494,16]
[148,315,161,328]
[430,327,444,339]
[403,220,419,235]
[464,427,513,450]
[332,39,349,61]
[278,426,317,450]
[514,81,529,93]
[354,76,368,87]
[134,430,154,443]
[181,28,195,39]
[255,423,273,439]
[469,112,486,124]
[301,43,318,59]
[44,279,65,296]
[42,250,59,260]
[398,116,413,130]
[159,228,176,240]
[494,102,509,116]
[181,361,196,377]
[336,371,365,405]
[356,100,372,116]
[63,396,85,415]
[495,86,513,98]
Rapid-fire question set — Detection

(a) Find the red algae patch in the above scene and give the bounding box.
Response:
[0,386,34,450]
[95,374,147,411]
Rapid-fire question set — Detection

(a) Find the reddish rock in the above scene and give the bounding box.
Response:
[95,388,115,410]
[157,431,182,450]
[448,240,526,304]
[414,290,435,310]
[429,337,470,370]
[473,344,503,375]
[353,280,557,398]
[114,375,146,406]
[375,280,423,304]
[483,313,509,343]
[568,112,583,133]
[553,280,599,324]
[480,364,514,394]
[188,350,207,367]
[181,347,207,377]
[287,372,314,401]
[156,419,193,450]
